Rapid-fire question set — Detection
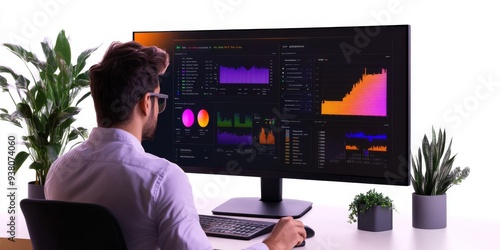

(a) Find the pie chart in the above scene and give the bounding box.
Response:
[182,109,195,127]
[197,109,210,128]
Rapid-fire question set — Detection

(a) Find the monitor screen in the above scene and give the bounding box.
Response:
[135,25,410,218]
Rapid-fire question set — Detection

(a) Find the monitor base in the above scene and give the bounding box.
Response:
[212,197,312,219]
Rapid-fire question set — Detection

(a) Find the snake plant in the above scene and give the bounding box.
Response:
[411,127,470,195]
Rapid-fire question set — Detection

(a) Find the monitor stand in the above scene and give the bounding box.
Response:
[212,177,312,219]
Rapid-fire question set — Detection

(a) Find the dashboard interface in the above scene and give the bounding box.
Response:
[136,25,410,185]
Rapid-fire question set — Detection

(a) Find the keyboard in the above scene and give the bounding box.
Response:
[199,214,276,240]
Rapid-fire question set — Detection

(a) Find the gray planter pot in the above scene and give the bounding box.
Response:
[357,205,393,232]
[412,193,446,229]
[28,181,45,200]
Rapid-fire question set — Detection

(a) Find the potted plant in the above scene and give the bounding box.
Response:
[0,30,98,199]
[411,127,470,229]
[348,189,396,232]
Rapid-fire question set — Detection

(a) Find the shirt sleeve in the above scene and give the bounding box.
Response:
[155,163,213,250]
[242,242,269,250]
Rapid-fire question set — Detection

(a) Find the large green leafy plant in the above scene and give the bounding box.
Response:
[411,127,470,195]
[0,30,98,185]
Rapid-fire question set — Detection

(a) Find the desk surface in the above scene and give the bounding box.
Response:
[203,204,499,250]
[2,202,498,250]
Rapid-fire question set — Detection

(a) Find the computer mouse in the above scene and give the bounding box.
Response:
[295,240,306,248]
[304,225,315,238]
[294,226,315,248]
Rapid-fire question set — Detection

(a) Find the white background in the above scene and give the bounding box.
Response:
[1,0,499,239]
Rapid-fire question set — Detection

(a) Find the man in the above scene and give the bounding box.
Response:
[45,41,306,250]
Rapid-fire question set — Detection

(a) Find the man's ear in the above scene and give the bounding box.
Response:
[138,93,151,116]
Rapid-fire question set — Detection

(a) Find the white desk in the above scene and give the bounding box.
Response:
[203,204,500,250]
[2,202,498,250]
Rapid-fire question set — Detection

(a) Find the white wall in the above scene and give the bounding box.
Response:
[1,0,499,234]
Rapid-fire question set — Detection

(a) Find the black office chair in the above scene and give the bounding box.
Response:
[20,199,127,250]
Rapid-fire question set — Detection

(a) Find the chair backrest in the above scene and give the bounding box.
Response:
[20,199,127,250]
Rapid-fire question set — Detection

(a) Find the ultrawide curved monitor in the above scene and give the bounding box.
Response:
[135,25,410,218]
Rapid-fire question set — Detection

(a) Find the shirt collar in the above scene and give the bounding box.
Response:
[88,127,145,153]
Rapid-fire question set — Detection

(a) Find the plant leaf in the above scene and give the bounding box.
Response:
[34,88,47,113]
[14,74,30,90]
[50,107,80,131]
[32,115,44,134]
[73,78,90,88]
[29,160,45,171]
[75,47,99,75]
[16,102,32,119]
[0,112,22,128]
[54,30,71,65]
[76,92,91,106]
[68,128,79,141]
[14,151,30,173]
[60,117,76,131]
[41,39,57,75]
[0,65,19,78]
[3,43,40,69]
[0,74,9,92]
[47,144,62,163]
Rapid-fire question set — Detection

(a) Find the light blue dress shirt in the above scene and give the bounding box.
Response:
[45,127,268,250]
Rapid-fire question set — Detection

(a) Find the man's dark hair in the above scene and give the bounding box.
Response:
[89,41,168,127]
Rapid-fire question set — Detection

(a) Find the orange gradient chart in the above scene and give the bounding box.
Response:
[321,68,387,117]
[197,109,210,128]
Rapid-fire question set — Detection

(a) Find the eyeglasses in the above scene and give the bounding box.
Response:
[149,92,168,114]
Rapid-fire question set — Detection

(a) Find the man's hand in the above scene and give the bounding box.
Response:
[263,217,306,250]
